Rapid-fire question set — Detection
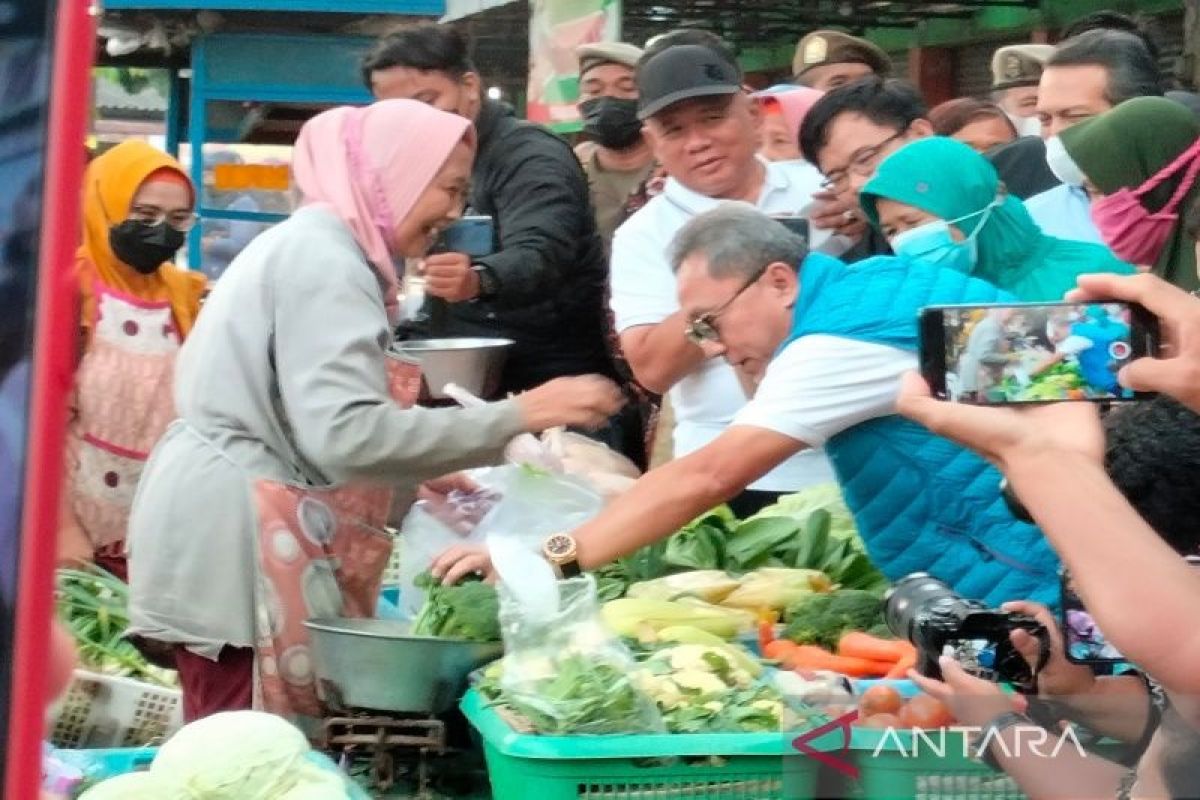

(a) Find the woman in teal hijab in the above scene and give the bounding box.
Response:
[859,136,1133,301]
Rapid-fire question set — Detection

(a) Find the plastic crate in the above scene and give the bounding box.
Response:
[843,727,1024,800]
[50,670,183,749]
[381,527,402,587]
[53,747,158,780]
[461,689,824,800]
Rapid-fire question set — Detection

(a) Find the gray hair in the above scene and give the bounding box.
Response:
[669,204,808,280]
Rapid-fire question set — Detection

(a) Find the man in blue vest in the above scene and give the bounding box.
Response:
[434,204,1060,608]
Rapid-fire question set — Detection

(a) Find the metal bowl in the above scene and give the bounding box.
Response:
[389,337,514,400]
[305,618,503,714]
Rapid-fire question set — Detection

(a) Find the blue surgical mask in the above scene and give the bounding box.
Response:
[890,220,975,273]
[889,196,1003,273]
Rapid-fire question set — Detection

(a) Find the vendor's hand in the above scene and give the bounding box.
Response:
[808,190,868,239]
[421,252,480,303]
[517,374,625,432]
[1002,601,1096,699]
[909,657,1025,728]
[1068,272,1200,413]
[418,473,495,534]
[431,543,495,585]
[895,372,1105,472]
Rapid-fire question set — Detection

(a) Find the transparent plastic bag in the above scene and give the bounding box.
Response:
[396,466,604,617]
[494,574,664,735]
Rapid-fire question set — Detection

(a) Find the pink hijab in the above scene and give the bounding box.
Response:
[292,99,474,321]
[757,86,824,143]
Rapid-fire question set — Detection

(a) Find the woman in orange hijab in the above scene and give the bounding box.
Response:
[59,141,205,577]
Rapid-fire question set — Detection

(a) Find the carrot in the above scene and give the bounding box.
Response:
[837,632,917,663]
[885,651,918,679]
[757,611,777,654]
[785,645,894,677]
[763,639,797,662]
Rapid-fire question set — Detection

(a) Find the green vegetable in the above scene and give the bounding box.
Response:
[56,567,177,687]
[411,572,500,641]
[486,654,657,734]
[724,516,801,571]
[662,507,735,571]
[782,589,885,650]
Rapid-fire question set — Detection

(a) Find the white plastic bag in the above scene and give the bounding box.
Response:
[493,575,665,735]
[396,466,604,617]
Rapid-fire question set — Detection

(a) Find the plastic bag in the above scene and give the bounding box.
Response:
[493,574,664,735]
[396,466,603,618]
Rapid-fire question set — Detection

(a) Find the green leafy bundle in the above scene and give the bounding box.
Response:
[781,589,888,650]
[56,567,177,687]
[411,572,500,641]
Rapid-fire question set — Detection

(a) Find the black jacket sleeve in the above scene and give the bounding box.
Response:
[473,128,595,308]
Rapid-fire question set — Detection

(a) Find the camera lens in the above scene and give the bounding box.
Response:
[884,572,959,642]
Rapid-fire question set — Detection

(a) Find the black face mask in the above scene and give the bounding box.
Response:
[109,220,187,275]
[580,96,643,151]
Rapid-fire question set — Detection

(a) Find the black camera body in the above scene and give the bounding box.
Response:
[885,573,1049,691]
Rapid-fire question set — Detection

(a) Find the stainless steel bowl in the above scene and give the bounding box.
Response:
[304,618,502,714]
[389,337,514,400]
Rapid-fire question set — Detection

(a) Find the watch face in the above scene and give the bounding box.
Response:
[545,534,573,558]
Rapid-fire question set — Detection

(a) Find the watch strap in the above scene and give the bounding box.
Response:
[977,711,1034,771]
[471,263,499,299]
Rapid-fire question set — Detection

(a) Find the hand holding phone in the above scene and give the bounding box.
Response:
[919,301,1160,404]
[430,215,495,258]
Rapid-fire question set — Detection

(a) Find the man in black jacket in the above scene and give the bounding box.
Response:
[362,24,617,396]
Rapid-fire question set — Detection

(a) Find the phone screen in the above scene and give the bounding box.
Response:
[771,215,810,240]
[1061,557,1200,665]
[921,301,1155,404]
[1060,572,1124,664]
[432,215,494,258]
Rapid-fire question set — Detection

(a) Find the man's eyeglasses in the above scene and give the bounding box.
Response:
[819,129,907,192]
[685,266,767,344]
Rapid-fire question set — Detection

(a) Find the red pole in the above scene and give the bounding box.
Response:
[5,2,95,798]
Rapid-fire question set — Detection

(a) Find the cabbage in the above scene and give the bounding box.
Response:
[79,711,363,799]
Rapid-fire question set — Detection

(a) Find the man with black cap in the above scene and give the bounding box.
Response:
[608,41,836,516]
[792,30,891,92]
[574,41,655,249]
[990,43,1055,138]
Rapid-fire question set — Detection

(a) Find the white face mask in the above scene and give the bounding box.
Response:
[1044,136,1088,187]
[1013,114,1042,138]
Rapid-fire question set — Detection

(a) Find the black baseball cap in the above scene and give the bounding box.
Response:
[636,44,742,121]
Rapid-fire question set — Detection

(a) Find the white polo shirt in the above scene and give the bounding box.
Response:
[609,159,837,492]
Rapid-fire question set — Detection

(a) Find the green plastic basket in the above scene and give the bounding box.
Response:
[844,728,1025,800]
[461,689,824,800]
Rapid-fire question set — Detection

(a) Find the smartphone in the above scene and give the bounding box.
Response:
[919,301,1159,404]
[771,215,810,240]
[1061,557,1200,665]
[431,215,495,258]
[2,2,93,797]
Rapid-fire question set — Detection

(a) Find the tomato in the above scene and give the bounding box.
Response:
[857,712,903,729]
[899,694,955,729]
[763,640,797,662]
[858,685,903,716]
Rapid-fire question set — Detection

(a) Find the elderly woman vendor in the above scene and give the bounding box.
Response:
[126,100,622,726]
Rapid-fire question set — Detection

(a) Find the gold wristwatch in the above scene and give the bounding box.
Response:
[542,533,582,579]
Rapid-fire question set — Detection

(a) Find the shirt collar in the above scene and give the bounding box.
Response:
[663,156,781,214]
